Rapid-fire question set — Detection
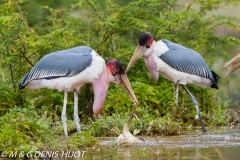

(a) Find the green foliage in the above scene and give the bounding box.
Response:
[0,107,99,154]
[0,107,58,153]
[68,131,99,149]
[88,111,184,137]
[0,0,240,139]
[0,82,19,113]
[89,114,124,137]
[146,114,183,136]
[210,97,230,126]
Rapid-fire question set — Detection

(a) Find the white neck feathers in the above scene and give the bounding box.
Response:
[153,40,169,57]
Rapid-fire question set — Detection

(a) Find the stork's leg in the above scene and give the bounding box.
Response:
[61,91,68,136]
[175,80,180,106]
[182,85,207,133]
[74,89,81,132]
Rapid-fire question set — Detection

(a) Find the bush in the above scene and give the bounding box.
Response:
[0,107,58,154]
[0,0,239,137]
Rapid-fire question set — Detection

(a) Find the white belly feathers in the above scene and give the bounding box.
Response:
[25,50,106,91]
[148,41,213,87]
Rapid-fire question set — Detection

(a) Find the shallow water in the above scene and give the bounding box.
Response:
[82,128,240,160]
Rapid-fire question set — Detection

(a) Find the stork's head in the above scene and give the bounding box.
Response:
[107,60,125,77]
[126,33,154,72]
[139,33,154,48]
[107,60,138,106]
[92,59,138,115]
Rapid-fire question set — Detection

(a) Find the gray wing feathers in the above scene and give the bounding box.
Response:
[160,40,214,80]
[20,46,93,87]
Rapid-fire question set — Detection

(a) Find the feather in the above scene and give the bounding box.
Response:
[19,46,93,88]
[159,40,218,87]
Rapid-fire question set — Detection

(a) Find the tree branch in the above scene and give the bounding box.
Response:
[13,0,31,31]
[14,0,24,20]
[94,34,109,52]
[17,34,34,66]
[86,0,102,19]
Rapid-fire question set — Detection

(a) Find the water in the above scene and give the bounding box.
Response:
[82,128,240,160]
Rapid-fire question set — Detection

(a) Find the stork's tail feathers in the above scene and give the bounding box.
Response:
[19,75,28,89]
[19,83,25,89]
[210,71,219,89]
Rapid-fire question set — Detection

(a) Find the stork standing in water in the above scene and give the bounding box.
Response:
[19,46,138,136]
[126,33,219,133]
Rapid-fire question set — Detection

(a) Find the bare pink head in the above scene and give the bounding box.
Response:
[92,59,138,115]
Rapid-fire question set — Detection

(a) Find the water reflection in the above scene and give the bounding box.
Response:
[82,129,240,160]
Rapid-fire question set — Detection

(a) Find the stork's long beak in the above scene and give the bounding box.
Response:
[223,53,240,79]
[126,45,145,72]
[115,73,138,106]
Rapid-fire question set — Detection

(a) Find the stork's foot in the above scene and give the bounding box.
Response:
[75,123,81,133]
[182,85,207,133]
[117,114,145,146]
[198,113,207,134]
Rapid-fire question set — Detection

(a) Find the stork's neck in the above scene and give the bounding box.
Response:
[144,41,159,83]
[143,40,156,58]
[92,69,113,115]
[153,40,169,57]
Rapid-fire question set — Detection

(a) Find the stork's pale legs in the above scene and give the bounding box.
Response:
[175,81,180,106]
[182,85,207,133]
[74,89,81,132]
[61,91,68,136]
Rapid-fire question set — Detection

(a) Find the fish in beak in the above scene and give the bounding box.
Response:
[114,73,138,107]
[126,45,145,72]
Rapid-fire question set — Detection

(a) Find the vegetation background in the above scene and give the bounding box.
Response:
[0,0,240,153]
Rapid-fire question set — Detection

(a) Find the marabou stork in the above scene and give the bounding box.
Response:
[223,53,240,79]
[19,46,138,136]
[126,33,219,133]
